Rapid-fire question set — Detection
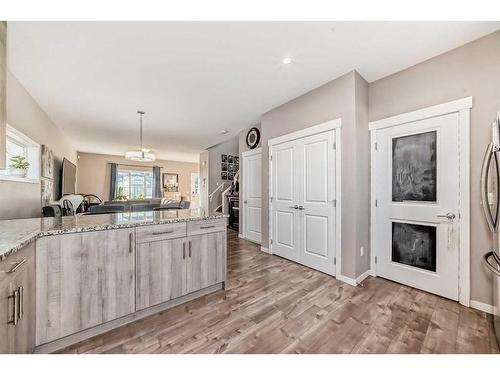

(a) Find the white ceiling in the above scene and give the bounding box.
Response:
[8,21,500,162]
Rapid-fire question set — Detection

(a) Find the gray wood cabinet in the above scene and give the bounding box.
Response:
[0,242,36,353]
[0,21,6,169]
[186,231,226,294]
[36,228,135,345]
[136,237,186,310]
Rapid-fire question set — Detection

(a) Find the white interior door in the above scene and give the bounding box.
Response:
[190,173,200,209]
[374,112,460,300]
[271,129,337,275]
[242,149,262,243]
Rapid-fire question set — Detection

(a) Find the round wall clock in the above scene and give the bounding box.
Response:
[246,127,260,149]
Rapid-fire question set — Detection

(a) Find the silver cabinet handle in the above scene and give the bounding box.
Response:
[484,251,500,277]
[183,242,186,259]
[18,286,24,320]
[6,259,27,274]
[8,289,19,326]
[436,213,456,220]
[289,205,298,209]
[189,241,192,257]
[151,230,174,235]
[129,232,134,253]
[200,225,215,229]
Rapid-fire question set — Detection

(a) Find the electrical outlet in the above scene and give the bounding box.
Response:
[360,247,364,257]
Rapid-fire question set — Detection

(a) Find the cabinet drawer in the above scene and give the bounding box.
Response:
[0,241,35,275]
[187,219,226,236]
[135,222,187,244]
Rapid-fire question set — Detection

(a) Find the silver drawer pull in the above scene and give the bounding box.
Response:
[6,259,27,274]
[151,230,174,235]
[8,290,19,326]
[18,286,24,320]
[200,225,215,229]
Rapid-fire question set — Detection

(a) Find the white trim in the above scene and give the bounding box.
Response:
[241,147,262,245]
[238,233,245,239]
[356,269,371,285]
[241,147,262,158]
[369,97,471,306]
[268,118,342,277]
[0,175,39,184]
[368,97,472,131]
[470,300,494,314]
[336,275,357,286]
[268,118,342,147]
[260,246,271,254]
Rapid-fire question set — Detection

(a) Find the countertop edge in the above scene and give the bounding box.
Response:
[0,214,228,263]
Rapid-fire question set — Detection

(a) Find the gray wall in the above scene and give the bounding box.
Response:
[238,124,261,234]
[0,71,76,219]
[260,70,370,279]
[369,30,500,305]
[207,136,238,212]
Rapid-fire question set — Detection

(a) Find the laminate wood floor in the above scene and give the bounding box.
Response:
[60,230,499,354]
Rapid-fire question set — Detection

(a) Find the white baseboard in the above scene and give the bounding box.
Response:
[238,233,244,239]
[336,275,357,286]
[470,300,494,314]
[260,246,271,254]
[337,269,371,287]
[356,270,371,284]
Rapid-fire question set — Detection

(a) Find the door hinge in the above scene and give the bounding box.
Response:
[270,239,273,245]
[332,199,337,207]
[375,199,378,207]
[374,142,378,151]
[270,196,273,202]
[334,257,337,265]
[270,155,273,161]
[374,256,378,264]
[333,142,336,150]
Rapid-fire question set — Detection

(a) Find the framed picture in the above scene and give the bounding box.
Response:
[221,163,228,171]
[228,172,235,180]
[221,154,228,163]
[41,145,54,179]
[163,173,179,191]
[234,156,239,165]
[228,155,234,164]
[228,164,235,172]
[221,172,228,180]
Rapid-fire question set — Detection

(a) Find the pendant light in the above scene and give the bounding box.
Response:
[125,110,156,162]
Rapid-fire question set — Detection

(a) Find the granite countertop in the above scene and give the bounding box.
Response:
[0,209,228,262]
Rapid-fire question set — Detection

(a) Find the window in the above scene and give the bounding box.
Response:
[116,169,153,199]
[0,125,40,183]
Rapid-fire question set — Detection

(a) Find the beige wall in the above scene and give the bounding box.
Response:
[260,70,370,279]
[0,71,76,219]
[369,30,500,305]
[77,151,199,201]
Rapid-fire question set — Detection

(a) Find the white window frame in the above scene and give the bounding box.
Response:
[0,124,40,183]
[116,168,154,200]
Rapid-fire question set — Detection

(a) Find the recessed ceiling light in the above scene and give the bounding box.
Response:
[282,57,292,65]
[220,129,229,135]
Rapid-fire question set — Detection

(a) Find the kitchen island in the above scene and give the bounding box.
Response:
[0,209,228,353]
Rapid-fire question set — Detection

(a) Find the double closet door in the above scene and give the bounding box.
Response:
[270,129,337,276]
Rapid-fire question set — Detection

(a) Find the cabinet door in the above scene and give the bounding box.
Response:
[0,242,35,354]
[36,228,135,345]
[136,238,186,311]
[186,231,225,294]
[12,254,36,353]
[0,269,14,353]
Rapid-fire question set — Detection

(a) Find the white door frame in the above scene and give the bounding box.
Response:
[268,118,342,277]
[241,147,262,244]
[369,97,472,306]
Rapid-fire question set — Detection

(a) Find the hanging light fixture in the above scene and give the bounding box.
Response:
[125,110,156,162]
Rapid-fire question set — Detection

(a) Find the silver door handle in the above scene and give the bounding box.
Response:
[298,206,305,210]
[437,213,455,220]
[289,205,298,209]
[484,251,500,277]
[244,200,248,204]
[481,143,498,232]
